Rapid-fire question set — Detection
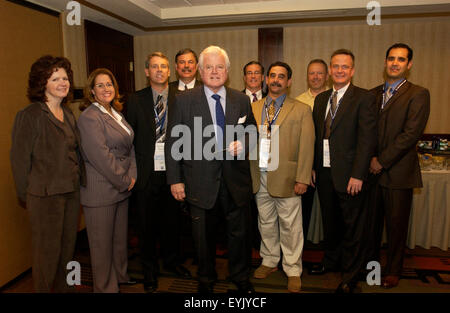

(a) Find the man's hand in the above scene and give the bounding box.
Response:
[128,177,136,191]
[369,157,383,174]
[171,183,186,201]
[294,182,308,195]
[347,177,363,196]
[228,140,243,156]
[311,170,316,188]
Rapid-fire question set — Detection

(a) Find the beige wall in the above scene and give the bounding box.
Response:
[0,1,63,287]
[285,17,450,134]
[134,28,259,91]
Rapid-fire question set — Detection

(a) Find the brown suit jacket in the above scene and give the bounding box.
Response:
[370,81,430,189]
[250,96,315,198]
[78,104,137,207]
[10,102,86,202]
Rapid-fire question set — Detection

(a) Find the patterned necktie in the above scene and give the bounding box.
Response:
[252,93,258,103]
[382,86,393,110]
[155,95,166,142]
[212,94,225,151]
[264,100,276,133]
[324,91,338,139]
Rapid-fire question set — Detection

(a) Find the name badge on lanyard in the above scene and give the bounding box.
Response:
[259,137,271,169]
[323,139,330,167]
[154,142,166,171]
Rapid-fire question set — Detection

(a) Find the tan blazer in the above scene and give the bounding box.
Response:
[250,96,315,198]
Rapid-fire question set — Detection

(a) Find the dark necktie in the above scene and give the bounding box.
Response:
[155,95,166,142]
[252,93,258,103]
[324,91,338,139]
[212,94,225,151]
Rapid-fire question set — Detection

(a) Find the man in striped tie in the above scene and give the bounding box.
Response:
[127,52,192,294]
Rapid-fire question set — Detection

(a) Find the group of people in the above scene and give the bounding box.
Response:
[10,42,429,294]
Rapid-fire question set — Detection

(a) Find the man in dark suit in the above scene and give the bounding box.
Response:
[165,45,257,294]
[311,49,377,293]
[368,43,430,289]
[242,61,267,102]
[126,52,191,293]
[168,48,201,92]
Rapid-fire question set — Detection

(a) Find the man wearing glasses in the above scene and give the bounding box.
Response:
[242,61,267,103]
[311,49,377,293]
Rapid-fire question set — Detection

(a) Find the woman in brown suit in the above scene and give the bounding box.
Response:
[10,55,86,292]
[78,68,137,293]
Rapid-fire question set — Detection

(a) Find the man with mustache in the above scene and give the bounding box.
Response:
[242,61,267,103]
[367,43,430,289]
[311,49,377,293]
[127,52,192,293]
[295,59,329,242]
[250,61,315,293]
[169,48,201,92]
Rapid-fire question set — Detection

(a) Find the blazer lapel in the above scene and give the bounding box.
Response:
[380,81,410,114]
[316,89,332,140]
[141,87,156,133]
[197,87,214,126]
[225,88,240,126]
[330,84,354,133]
[252,98,264,127]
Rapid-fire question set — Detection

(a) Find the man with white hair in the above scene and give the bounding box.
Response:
[165,45,257,294]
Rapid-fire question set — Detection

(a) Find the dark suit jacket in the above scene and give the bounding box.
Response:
[169,79,202,93]
[370,81,430,189]
[126,84,177,191]
[78,104,137,207]
[313,84,377,192]
[165,85,257,210]
[10,102,86,202]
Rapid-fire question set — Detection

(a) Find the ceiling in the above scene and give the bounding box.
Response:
[25,0,450,35]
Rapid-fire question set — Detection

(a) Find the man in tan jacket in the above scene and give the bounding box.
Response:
[250,61,315,293]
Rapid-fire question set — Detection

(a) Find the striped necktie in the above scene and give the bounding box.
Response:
[155,95,166,142]
[324,91,338,139]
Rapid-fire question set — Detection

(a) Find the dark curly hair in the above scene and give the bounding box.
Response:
[27,55,74,106]
[80,68,123,112]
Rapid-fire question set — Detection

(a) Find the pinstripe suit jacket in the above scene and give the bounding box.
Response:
[78,104,137,207]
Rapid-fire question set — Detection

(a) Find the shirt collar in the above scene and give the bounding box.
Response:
[178,79,196,90]
[332,82,350,97]
[204,85,226,100]
[152,86,169,104]
[266,94,287,109]
[245,88,262,99]
[93,102,122,121]
[385,78,406,91]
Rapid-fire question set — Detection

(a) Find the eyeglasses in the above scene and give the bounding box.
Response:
[331,64,352,71]
[204,64,226,72]
[245,71,261,76]
[94,83,114,89]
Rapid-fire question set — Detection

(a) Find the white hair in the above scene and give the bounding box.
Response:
[198,45,230,70]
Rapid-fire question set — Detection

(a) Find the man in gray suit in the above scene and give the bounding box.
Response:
[165,45,257,294]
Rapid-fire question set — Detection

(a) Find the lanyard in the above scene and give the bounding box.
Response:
[382,79,407,106]
[153,104,167,135]
[328,93,343,121]
[264,97,284,129]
